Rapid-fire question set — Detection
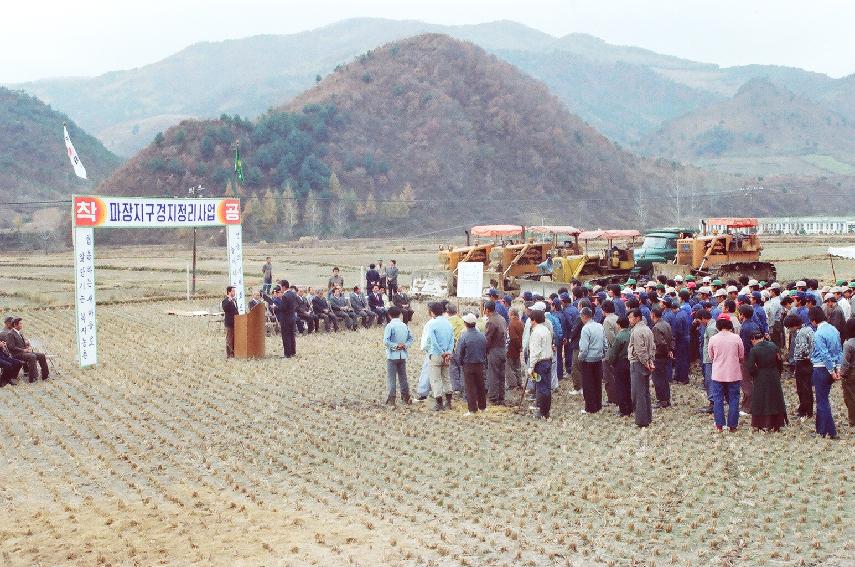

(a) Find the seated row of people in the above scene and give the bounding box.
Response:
[248,284,415,334]
[0,316,50,386]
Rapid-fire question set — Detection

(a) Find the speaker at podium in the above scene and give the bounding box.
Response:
[234,302,266,359]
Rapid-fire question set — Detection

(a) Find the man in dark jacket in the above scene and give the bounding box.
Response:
[222,286,239,358]
[312,289,338,332]
[455,313,488,414]
[368,284,390,325]
[651,307,674,408]
[5,317,49,381]
[366,264,381,291]
[274,283,298,358]
[295,288,319,334]
[484,301,508,404]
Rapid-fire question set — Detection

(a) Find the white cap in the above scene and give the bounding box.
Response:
[770,282,781,290]
[715,289,728,297]
[532,301,547,311]
[666,287,676,295]
[748,279,759,286]
[699,286,712,294]
[674,275,684,282]
[646,281,657,288]
[821,285,831,293]
[726,285,738,293]
[702,276,711,283]
[824,293,836,301]
[462,313,477,324]
[796,280,807,287]
[622,288,634,296]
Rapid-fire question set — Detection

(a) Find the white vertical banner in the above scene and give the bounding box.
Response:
[226,224,245,314]
[457,262,485,298]
[74,227,97,367]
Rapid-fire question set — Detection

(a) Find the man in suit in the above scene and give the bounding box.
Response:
[368,284,390,325]
[296,288,319,334]
[222,286,239,358]
[0,335,23,387]
[274,282,298,358]
[391,285,414,324]
[349,286,376,328]
[311,288,338,332]
[6,318,49,382]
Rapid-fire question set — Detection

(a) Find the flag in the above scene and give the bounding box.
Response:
[64,125,87,179]
[234,144,244,184]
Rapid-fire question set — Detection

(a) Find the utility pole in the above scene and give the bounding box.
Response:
[188,185,205,296]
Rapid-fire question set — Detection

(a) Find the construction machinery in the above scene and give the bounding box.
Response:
[633,228,696,272]
[519,229,641,296]
[651,218,776,282]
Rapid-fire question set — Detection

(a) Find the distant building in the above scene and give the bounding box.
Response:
[757,216,855,235]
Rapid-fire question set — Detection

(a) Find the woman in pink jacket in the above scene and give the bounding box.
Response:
[708,315,745,431]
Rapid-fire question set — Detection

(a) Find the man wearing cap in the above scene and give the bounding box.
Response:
[833,287,851,320]
[484,300,508,405]
[749,291,768,335]
[561,293,580,385]
[487,289,509,323]
[607,285,626,318]
[823,294,846,337]
[5,318,49,382]
[455,312,487,414]
[670,297,691,384]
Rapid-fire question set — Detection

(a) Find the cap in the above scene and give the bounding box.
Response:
[850,282,855,289]
[795,291,806,300]
[11,317,22,324]
[488,288,499,297]
[462,313,477,324]
[715,289,727,297]
[626,278,637,285]
[662,296,673,307]
[759,281,767,287]
[712,279,723,286]
[836,280,846,286]
[503,294,513,303]
[726,285,738,293]
[718,313,731,321]
[698,286,711,294]
[737,294,750,303]
[748,279,759,287]
[702,276,711,283]
[821,285,831,293]
[646,281,657,288]
[532,301,547,311]
[656,284,666,290]
[523,291,533,300]
[674,275,684,282]
[687,281,697,289]
[3,316,13,324]
[622,288,634,296]
[639,291,649,300]
[796,280,807,288]
[824,293,837,302]
[770,282,781,290]
[597,292,607,301]
[559,292,570,301]
[685,275,695,282]
[751,291,762,300]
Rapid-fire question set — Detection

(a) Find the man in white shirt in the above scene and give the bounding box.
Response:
[528,309,553,420]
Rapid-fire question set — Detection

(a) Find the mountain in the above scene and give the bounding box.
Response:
[101,34,726,236]
[11,19,727,155]
[639,78,855,176]
[0,87,121,214]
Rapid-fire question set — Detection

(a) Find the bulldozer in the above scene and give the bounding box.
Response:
[651,218,776,282]
[519,229,641,296]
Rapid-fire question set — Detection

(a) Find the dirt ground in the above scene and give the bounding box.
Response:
[1,239,854,566]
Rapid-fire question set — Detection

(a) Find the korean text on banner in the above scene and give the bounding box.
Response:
[457,262,484,298]
[74,227,97,367]
[72,195,242,228]
[227,224,245,314]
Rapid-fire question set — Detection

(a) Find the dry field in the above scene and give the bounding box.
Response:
[1,238,854,566]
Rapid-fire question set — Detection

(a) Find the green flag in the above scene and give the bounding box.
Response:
[234,145,244,183]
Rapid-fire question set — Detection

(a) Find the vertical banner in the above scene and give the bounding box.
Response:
[227,224,245,314]
[74,227,97,367]
[457,262,485,298]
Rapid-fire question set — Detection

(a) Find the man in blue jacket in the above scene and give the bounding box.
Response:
[383,306,414,405]
[809,307,842,439]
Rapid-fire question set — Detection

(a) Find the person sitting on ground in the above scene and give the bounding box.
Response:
[368,284,390,325]
[391,285,414,323]
[349,286,376,328]
[311,288,338,332]
[5,318,49,382]
[329,287,357,331]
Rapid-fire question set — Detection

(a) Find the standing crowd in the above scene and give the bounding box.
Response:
[379,275,855,439]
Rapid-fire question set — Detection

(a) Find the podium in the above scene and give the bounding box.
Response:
[234,303,266,359]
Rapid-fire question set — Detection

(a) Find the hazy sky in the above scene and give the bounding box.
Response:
[4,0,854,83]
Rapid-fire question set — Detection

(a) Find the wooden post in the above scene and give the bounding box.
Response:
[829,254,838,282]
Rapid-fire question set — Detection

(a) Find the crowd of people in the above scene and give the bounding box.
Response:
[222,260,413,359]
[0,316,50,387]
[380,275,855,439]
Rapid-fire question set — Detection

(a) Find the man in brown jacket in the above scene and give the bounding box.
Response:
[5,318,49,382]
[651,307,674,409]
[505,308,524,390]
[627,308,656,427]
[484,301,508,404]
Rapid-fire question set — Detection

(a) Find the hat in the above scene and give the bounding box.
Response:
[462,313,478,324]
[646,281,657,288]
[850,282,855,289]
[718,313,731,321]
[622,288,634,296]
[687,281,697,289]
[726,285,738,293]
[597,292,607,301]
[702,276,711,283]
[488,288,499,297]
[685,275,695,282]
[656,284,666,290]
[503,294,513,303]
[748,279,759,287]
[3,316,13,324]
[523,291,533,300]
[751,291,762,300]
[551,298,561,308]
[715,289,727,298]
[770,282,781,290]
[532,301,547,311]
[824,293,837,302]
[11,317,22,324]
[559,292,570,301]
[821,285,831,294]
[796,280,807,288]
[836,280,846,286]
[698,286,711,294]
[662,296,673,307]
[737,294,750,303]
[795,291,806,300]
[674,275,684,282]
[759,281,767,287]
[626,278,637,285]
[666,287,677,295]
[712,279,723,286]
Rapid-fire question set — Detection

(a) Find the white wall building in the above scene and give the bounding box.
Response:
[757,217,855,235]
